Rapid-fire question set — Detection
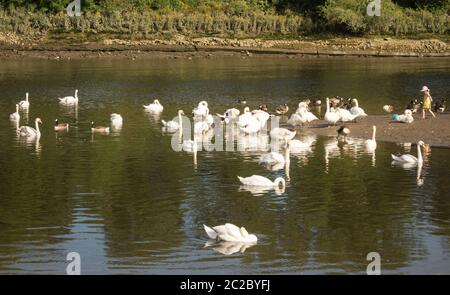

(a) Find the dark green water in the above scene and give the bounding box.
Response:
[0,56,449,274]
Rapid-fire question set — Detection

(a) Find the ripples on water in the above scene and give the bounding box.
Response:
[0,57,449,274]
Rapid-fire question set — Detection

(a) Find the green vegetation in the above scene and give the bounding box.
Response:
[0,0,448,37]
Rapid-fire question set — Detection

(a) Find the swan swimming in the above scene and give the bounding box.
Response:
[203,223,257,243]
[270,128,296,142]
[18,118,42,138]
[9,104,20,121]
[391,141,424,164]
[59,89,78,104]
[110,113,123,129]
[162,110,184,131]
[237,175,285,188]
[365,125,377,150]
[143,99,164,113]
[18,93,30,109]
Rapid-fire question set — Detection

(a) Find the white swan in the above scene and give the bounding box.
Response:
[162,110,184,131]
[10,104,20,121]
[289,138,313,150]
[192,101,209,118]
[59,89,78,104]
[365,125,377,150]
[287,113,305,126]
[237,107,253,126]
[391,141,424,164]
[182,137,198,153]
[324,97,340,125]
[217,108,240,122]
[18,118,42,138]
[143,99,164,113]
[237,175,285,188]
[251,110,270,128]
[18,93,30,109]
[239,116,261,134]
[203,223,257,243]
[336,107,358,122]
[297,106,318,122]
[350,99,368,117]
[110,113,123,127]
[259,151,285,165]
[270,128,296,141]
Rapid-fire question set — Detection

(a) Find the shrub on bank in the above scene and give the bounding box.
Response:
[0,0,448,37]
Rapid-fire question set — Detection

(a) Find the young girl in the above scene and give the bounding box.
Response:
[421,86,436,119]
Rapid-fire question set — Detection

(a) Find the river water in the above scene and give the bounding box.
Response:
[0,56,449,274]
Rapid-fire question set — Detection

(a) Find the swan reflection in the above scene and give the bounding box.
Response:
[204,240,257,255]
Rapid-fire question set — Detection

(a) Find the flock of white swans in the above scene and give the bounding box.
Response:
[8,91,428,252]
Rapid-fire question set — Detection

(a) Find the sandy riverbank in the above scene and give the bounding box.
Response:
[0,33,449,60]
[286,112,450,148]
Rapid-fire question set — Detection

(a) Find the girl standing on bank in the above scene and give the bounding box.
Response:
[421,86,436,119]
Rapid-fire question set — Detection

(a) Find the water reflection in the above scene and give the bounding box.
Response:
[204,240,257,255]
[0,57,449,274]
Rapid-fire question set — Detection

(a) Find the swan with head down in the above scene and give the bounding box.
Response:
[203,223,257,243]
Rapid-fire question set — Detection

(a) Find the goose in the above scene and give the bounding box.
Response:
[18,118,42,138]
[337,125,350,141]
[9,104,20,121]
[392,109,414,123]
[275,104,289,115]
[110,113,123,127]
[237,98,247,105]
[54,119,69,131]
[59,89,78,104]
[203,223,257,243]
[324,97,340,125]
[18,93,30,109]
[270,128,296,141]
[143,99,164,113]
[391,141,424,164]
[383,105,394,113]
[350,99,368,117]
[162,110,184,130]
[259,104,268,112]
[365,125,377,150]
[237,175,285,188]
[91,121,110,133]
[433,98,446,113]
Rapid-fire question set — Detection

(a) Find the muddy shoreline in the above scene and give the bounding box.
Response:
[286,113,450,148]
[0,33,449,60]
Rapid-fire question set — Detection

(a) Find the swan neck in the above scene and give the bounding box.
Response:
[326,98,330,113]
[372,127,376,141]
[35,120,40,134]
[417,143,422,162]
